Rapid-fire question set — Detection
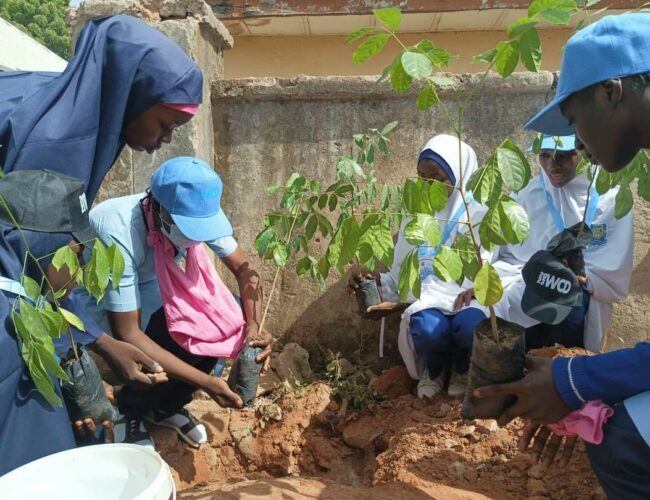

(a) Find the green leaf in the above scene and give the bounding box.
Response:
[483,206,508,246]
[12,309,31,343]
[404,217,425,246]
[352,34,390,64]
[478,220,495,252]
[285,172,301,188]
[496,139,531,192]
[34,342,68,382]
[390,58,413,93]
[317,256,330,280]
[107,243,125,290]
[368,222,394,268]
[17,299,49,343]
[532,133,544,154]
[296,256,312,277]
[493,40,520,78]
[615,183,634,219]
[402,179,420,214]
[28,354,62,407]
[305,215,318,239]
[373,7,402,31]
[84,239,110,302]
[401,51,433,79]
[474,262,503,306]
[59,307,85,332]
[40,310,67,338]
[266,185,281,194]
[272,244,289,267]
[415,85,439,110]
[317,213,333,237]
[428,181,449,212]
[346,27,374,43]
[328,194,338,212]
[397,251,420,301]
[255,227,275,257]
[595,168,618,195]
[429,75,455,87]
[337,217,361,271]
[519,28,542,72]
[21,276,41,302]
[507,17,538,38]
[467,158,503,204]
[499,197,530,244]
[381,121,398,135]
[378,136,390,156]
[366,144,375,165]
[318,194,328,209]
[51,245,79,275]
[638,173,650,202]
[529,0,577,24]
[473,48,497,64]
[433,246,463,282]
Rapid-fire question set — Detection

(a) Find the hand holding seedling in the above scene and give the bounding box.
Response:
[364,301,407,320]
[473,356,571,426]
[246,322,272,373]
[347,266,377,294]
[72,382,114,439]
[453,288,475,311]
[519,421,578,470]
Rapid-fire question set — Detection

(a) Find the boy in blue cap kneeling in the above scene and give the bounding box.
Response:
[475,14,650,498]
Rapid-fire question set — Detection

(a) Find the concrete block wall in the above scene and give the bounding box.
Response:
[212,73,650,366]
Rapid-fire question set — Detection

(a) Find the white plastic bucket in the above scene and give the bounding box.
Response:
[0,443,175,500]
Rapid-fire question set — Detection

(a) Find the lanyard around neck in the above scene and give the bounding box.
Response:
[539,174,600,233]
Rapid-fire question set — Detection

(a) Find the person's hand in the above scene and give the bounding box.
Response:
[245,322,272,373]
[519,421,578,469]
[453,288,474,311]
[473,356,572,426]
[204,377,243,409]
[72,382,114,440]
[92,334,168,388]
[347,266,376,294]
[364,301,404,320]
[576,275,587,286]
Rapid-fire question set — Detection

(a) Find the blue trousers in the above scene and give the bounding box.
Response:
[409,308,486,379]
[525,289,590,350]
[586,405,650,499]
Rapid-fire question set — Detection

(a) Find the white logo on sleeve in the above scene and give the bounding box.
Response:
[79,193,88,213]
[536,271,571,294]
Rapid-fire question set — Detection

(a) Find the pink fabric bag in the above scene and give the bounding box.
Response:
[143,198,246,358]
[549,400,614,445]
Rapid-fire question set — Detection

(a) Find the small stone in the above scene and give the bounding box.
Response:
[528,464,544,479]
[370,366,414,399]
[204,446,219,468]
[410,411,431,423]
[467,433,481,444]
[463,468,478,482]
[412,398,427,410]
[280,441,295,456]
[447,461,466,477]
[527,478,547,497]
[457,425,476,437]
[452,444,464,452]
[511,453,533,471]
[444,439,459,449]
[438,403,452,414]
[476,420,499,434]
[220,446,235,466]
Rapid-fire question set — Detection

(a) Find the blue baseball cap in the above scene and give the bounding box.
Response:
[150,156,232,241]
[525,13,650,135]
[527,135,576,153]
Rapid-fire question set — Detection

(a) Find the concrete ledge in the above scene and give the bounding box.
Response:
[212,71,555,102]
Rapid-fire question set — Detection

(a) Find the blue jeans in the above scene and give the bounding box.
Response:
[409,308,486,379]
[525,288,590,350]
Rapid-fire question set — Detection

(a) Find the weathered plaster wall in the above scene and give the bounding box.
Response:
[67,0,233,203]
[212,73,649,365]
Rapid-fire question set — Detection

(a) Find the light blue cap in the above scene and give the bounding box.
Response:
[527,135,576,153]
[151,156,232,241]
[525,13,650,135]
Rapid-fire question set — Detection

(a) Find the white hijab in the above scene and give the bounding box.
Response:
[380,134,489,379]
[492,168,634,351]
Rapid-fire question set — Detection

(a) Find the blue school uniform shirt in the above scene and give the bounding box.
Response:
[73,193,238,333]
[552,343,650,447]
